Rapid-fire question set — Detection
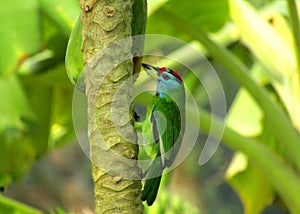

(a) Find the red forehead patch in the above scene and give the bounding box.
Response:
[159,67,168,72]
[158,67,183,82]
[170,71,183,82]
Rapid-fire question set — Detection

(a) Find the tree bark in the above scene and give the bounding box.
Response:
[79,0,145,213]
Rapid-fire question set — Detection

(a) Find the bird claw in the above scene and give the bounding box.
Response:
[134,111,140,122]
[138,167,150,179]
[138,167,145,179]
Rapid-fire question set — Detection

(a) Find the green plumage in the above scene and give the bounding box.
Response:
[136,63,185,206]
[140,94,183,206]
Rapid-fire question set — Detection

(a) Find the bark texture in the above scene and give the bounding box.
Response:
[79,0,144,213]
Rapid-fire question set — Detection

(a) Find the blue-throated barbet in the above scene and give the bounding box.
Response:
[135,63,186,206]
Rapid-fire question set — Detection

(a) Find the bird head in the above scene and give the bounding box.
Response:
[142,63,184,98]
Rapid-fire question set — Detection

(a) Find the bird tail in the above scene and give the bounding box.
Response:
[141,154,163,206]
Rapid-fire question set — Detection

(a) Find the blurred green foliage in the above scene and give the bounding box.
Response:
[1,0,300,213]
[0,195,42,214]
[0,0,79,206]
[144,190,200,214]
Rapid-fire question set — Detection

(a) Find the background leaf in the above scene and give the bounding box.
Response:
[0,0,40,76]
[226,152,275,214]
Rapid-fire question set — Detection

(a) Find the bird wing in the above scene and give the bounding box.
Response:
[152,96,182,168]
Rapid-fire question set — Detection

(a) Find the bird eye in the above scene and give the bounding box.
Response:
[162,73,170,80]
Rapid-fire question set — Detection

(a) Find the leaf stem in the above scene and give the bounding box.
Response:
[196,30,300,172]
[0,195,42,214]
[199,109,300,214]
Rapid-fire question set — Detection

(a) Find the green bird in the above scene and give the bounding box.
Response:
[135,63,186,206]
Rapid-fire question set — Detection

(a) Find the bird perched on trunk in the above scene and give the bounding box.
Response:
[135,63,186,206]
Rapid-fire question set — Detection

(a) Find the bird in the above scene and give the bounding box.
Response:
[135,63,186,206]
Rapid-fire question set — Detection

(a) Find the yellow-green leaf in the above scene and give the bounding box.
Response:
[0,0,40,76]
[229,0,296,79]
[226,152,275,214]
[65,15,84,85]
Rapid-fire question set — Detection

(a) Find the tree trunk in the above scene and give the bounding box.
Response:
[79,0,145,213]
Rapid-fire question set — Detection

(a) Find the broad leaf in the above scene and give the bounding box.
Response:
[226,152,275,214]
[0,195,42,214]
[229,0,300,132]
[229,0,296,79]
[0,75,36,187]
[65,16,84,85]
[0,0,40,76]
[39,0,80,37]
[147,0,229,41]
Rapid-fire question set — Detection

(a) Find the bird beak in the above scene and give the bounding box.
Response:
[142,63,160,80]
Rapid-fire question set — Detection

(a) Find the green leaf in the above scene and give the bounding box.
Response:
[229,0,300,134]
[0,75,35,132]
[286,0,300,78]
[22,64,75,150]
[145,189,200,214]
[49,83,75,148]
[0,75,37,187]
[227,88,263,136]
[226,152,275,214]
[147,0,169,15]
[39,0,80,37]
[226,111,282,214]
[0,0,78,190]
[0,195,42,214]
[132,0,147,36]
[18,49,57,75]
[165,0,229,32]
[18,11,69,76]
[65,15,84,85]
[184,12,300,172]
[229,0,296,79]
[147,0,229,41]
[0,0,40,76]
[226,62,270,136]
